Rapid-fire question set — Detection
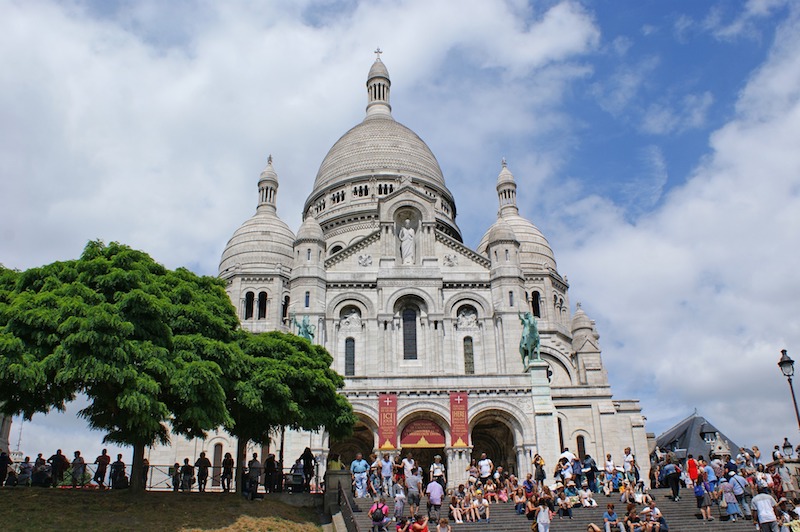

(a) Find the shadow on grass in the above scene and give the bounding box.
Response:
[0,489,322,531]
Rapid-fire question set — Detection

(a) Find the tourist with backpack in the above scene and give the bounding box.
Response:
[369,496,391,532]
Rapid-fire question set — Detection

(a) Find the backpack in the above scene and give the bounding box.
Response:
[694,484,704,497]
[371,504,385,521]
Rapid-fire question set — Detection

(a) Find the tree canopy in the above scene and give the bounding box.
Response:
[0,240,355,493]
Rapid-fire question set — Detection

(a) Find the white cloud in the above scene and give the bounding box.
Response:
[590,56,660,116]
[556,7,800,446]
[641,91,714,134]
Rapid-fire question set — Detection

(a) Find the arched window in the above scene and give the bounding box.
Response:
[257,292,267,320]
[577,435,586,460]
[402,308,418,360]
[557,418,565,453]
[304,291,310,307]
[212,443,223,487]
[464,337,475,375]
[281,296,290,323]
[509,291,514,307]
[330,245,343,255]
[244,292,254,320]
[345,338,355,376]
[306,248,311,260]
[532,291,541,318]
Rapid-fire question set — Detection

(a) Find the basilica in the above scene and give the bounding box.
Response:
[149,56,649,488]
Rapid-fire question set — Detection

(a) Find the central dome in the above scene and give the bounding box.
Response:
[313,115,446,190]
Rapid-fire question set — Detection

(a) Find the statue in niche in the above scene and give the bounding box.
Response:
[457,308,478,329]
[519,311,540,367]
[398,219,415,265]
[340,309,361,329]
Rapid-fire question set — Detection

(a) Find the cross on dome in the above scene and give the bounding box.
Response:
[374,47,382,59]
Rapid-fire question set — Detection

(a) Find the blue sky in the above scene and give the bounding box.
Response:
[2,0,800,462]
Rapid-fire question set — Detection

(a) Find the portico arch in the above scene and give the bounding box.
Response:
[470,408,525,476]
[329,413,377,466]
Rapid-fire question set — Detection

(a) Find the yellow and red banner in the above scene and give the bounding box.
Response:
[378,393,398,450]
[450,392,469,447]
[400,419,446,448]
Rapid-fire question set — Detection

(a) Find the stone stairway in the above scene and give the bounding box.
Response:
[351,489,759,531]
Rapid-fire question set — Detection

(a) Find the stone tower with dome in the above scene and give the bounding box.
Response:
[147,55,649,488]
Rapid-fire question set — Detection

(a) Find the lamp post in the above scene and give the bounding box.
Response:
[778,349,800,432]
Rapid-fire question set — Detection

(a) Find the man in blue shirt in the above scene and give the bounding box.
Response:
[350,452,370,498]
[603,503,625,532]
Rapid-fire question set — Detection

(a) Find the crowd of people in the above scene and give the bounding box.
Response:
[0,445,323,495]
[0,448,132,489]
[333,447,657,532]
[650,442,800,531]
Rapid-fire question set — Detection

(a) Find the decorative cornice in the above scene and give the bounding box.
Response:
[324,230,381,268]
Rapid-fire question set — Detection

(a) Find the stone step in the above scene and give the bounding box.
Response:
[352,489,758,531]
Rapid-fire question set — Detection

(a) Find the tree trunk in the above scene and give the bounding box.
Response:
[236,437,247,495]
[130,442,146,493]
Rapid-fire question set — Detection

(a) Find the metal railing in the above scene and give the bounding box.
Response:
[338,482,360,532]
[9,462,321,493]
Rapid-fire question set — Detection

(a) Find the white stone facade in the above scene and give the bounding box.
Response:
[148,57,649,489]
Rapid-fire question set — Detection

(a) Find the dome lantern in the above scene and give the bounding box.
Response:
[257,155,279,213]
[496,158,519,216]
[366,48,391,119]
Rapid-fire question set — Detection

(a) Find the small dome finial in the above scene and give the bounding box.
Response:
[576,302,582,309]
[374,47,382,60]
[501,157,507,168]
[268,154,273,165]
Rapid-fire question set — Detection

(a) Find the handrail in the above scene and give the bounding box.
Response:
[338,482,360,532]
[10,462,321,493]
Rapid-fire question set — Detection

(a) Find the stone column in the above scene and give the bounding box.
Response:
[446,446,473,489]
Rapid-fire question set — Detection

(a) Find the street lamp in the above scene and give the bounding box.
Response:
[778,349,800,432]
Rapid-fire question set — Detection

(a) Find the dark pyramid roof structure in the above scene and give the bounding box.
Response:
[654,410,742,461]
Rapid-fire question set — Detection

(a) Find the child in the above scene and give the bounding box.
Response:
[435,518,451,532]
[536,501,553,532]
[394,484,406,521]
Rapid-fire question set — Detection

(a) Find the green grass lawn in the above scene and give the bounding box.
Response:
[0,488,323,531]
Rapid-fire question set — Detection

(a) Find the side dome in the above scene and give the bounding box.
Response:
[295,214,324,242]
[571,302,594,335]
[219,156,296,276]
[312,117,446,191]
[484,219,517,244]
[218,213,295,275]
[478,215,556,271]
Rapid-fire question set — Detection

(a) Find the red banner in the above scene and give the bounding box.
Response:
[378,393,397,450]
[400,419,446,448]
[450,392,469,447]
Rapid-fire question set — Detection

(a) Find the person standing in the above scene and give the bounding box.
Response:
[0,450,12,487]
[477,453,494,485]
[426,478,445,521]
[180,458,194,492]
[71,451,86,488]
[247,453,262,498]
[142,457,150,488]
[110,454,125,489]
[402,452,416,481]
[171,462,181,492]
[751,487,780,532]
[350,452,370,498]
[264,453,277,493]
[18,456,33,486]
[94,449,110,489]
[221,452,234,493]
[406,467,423,517]
[378,453,394,497]
[301,447,315,492]
[195,452,211,492]
[430,455,446,490]
[47,449,69,488]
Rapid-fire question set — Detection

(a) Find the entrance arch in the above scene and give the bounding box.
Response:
[398,412,450,484]
[470,409,522,476]
[329,415,376,465]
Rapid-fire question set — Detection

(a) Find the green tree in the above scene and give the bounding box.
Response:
[229,331,356,493]
[0,241,241,492]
